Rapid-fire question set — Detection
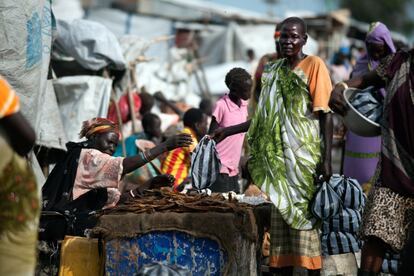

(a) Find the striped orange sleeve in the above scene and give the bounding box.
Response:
[162,128,198,191]
[161,148,186,185]
[0,77,20,119]
[173,147,191,186]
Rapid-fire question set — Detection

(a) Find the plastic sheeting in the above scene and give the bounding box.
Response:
[54,19,126,71]
[0,0,54,134]
[137,264,191,276]
[53,76,112,142]
[36,80,68,150]
[135,47,196,100]
[84,8,319,104]
[193,22,318,67]
[105,231,226,276]
[192,61,250,96]
[52,0,84,22]
[85,9,172,62]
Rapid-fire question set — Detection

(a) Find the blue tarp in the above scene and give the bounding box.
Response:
[105,231,227,275]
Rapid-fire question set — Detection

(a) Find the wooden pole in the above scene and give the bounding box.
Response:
[111,93,126,157]
[127,64,138,134]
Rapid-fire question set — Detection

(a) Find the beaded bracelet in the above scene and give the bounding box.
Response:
[337,81,349,90]
[143,149,152,161]
[139,151,148,163]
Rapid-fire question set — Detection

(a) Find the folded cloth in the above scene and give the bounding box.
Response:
[349,87,383,123]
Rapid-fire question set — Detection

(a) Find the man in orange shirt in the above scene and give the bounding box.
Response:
[162,108,208,191]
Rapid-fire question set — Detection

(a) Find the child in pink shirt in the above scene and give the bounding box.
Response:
[209,68,252,193]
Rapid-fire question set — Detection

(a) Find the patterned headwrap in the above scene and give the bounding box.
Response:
[352,22,396,77]
[79,118,119,139]
[274,31,281,41]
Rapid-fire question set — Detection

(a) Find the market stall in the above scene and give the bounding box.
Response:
[89,190,267,275]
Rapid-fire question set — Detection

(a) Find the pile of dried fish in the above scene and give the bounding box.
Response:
[104,190,254,214]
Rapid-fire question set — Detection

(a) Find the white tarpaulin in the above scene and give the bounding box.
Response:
[29,151,46,193]
[52,0,84,22]
[53,76,112,142]
[196,22,319,66]
[86,8,172,62]
[0,0,54,133]
[36,80,68,150]
[192,61,250,96]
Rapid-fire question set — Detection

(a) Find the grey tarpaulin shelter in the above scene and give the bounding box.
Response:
[0,0,54,139]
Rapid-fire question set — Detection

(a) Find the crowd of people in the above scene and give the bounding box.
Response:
[1,14,413,276]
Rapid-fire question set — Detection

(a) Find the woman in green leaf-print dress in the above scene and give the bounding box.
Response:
[211,17,333,274]
[249,17,333,274]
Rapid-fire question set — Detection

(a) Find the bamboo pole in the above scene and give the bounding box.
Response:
[111,94,126,157]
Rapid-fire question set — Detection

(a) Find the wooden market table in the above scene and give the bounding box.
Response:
[91,191,272,275]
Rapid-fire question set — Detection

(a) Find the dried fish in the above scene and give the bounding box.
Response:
[102,190,254,215]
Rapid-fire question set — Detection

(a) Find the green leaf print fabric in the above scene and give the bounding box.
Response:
[248,59,321,230]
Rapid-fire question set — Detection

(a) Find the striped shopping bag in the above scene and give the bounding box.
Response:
[190,136,221,191]
[330,175,366,209]
[321,232,362,255]
[382,251,400,274]
[322,208,362,234]
[311,180,342,219]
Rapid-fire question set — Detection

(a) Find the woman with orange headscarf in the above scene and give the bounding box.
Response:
[42,117,192,213]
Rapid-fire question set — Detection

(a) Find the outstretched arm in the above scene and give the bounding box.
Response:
[211,120,251,144]
[122,133,193,175]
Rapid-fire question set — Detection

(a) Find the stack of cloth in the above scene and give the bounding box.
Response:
[349,87,383,123]
[312,175,366,255]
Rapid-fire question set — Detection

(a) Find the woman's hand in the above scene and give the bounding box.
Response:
[163,133,193,151]
[329,83,348,116]
[149,174,175,189]
[133,174,175,195]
